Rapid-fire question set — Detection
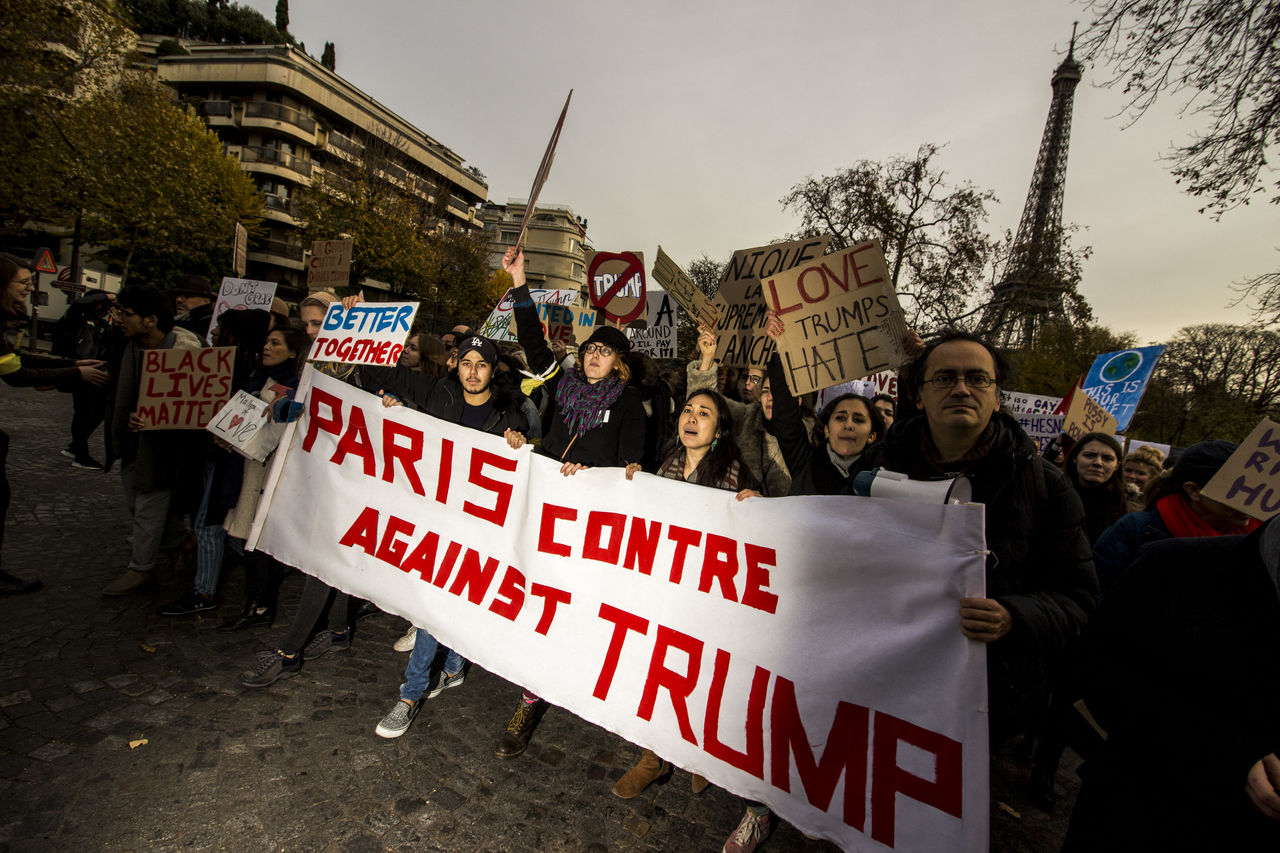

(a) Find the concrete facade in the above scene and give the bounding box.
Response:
[480,200,589,296]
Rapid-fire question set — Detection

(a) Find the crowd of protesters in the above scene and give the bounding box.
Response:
[2,247,1277,852]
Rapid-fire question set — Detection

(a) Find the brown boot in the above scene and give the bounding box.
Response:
[690,773,709,794]
[612,749,670,799]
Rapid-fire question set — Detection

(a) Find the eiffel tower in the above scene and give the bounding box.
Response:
[981,29,1083,348]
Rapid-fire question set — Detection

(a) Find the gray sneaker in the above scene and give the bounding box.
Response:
[426,669,466,699]
[302,629,351,661]
[375,698,421,738]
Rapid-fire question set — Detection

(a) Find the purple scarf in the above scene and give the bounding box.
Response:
[555,368,625,437]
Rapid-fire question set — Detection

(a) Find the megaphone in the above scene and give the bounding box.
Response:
[850,468,972,505]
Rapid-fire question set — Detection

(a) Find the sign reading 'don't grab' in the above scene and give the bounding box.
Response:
[310,301,418,366]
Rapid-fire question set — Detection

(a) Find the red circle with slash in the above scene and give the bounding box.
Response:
[587,252,646,324]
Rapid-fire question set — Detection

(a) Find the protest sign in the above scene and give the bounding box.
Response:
[206,389,286,462]
[588,251,646,324]
[478,288,579,343]
[714,237,831,368]
[307,239,353,291]
[251,371,989,851]
[135,346,234,430]
[652,246,717,329]
[310,301,418,366]
[209,277,277,344]
[1001,390,1063,415]
[762,240,908,396]
[1014,414,1066,453]
[233,222,248,277]
[816,371,898,411]
[1200,418,1280,520]
[528,301,600,346]
[1125,438,1171,459]
[1080,345,1165,431]
[627,290,678,359]
[1061,388,1118,441]
[513,90,572,254]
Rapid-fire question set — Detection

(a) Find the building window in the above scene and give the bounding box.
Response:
[572,263,584,280]
[500,229,518,244]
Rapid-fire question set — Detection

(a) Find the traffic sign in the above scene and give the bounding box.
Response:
[33,247,56,273]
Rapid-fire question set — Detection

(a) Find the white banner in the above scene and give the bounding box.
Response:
[478,287,580,342]
[253,372,990,851]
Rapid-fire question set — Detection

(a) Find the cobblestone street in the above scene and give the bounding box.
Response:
[0,389,1076,852]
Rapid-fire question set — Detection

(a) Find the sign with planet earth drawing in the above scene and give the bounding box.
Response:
[1080,345,1166,432]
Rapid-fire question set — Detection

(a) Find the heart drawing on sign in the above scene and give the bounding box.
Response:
[229,414,244,430]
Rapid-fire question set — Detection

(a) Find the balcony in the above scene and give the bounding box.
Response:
[248,237,305,271]
[239,145,313,181]
[261,194,294,223]
[200,100,232,117]
[240,99,317,144]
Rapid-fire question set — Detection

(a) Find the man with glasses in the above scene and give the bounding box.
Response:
[736,367,765,404]
[851,330,1096,743]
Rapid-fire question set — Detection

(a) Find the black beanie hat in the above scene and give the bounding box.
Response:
[1171,439,1238,487]
[582,325,630,356]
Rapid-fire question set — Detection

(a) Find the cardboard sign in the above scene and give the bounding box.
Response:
[1200,418,1280,520]
[135,346,235,430]
[652,246,717,329]
[513,90,572,254]
[1080,346,1166,431]
[206,390,285,462]
[307,238,353,290]
[1015,414,1066,453]
[1001,391,1064,415]
[1062,388,1118,440]
[627,290,678,359]
[478,288,579,343]
[1124,438,1170,459]
[762,240,908,396]
[816,371,898,410]
[527,301,600,346]
[209,277,277,344]
[714,237,831,368]
[310,301,418,366]
[588,251,646,324]
[251,371,991,851]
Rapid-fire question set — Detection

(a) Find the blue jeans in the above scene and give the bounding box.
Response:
[401,629,465,701]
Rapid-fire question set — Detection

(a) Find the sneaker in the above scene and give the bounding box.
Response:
[375,698,422,738]
[0,569,42,596]
[494,699,540,759]
[60,447,75,459]
[237,650,301,688]
[102,569,155,597]
[302,629,351,661]
[354,601,383,622]
[157,591,218,616]
[723,810,771,853]
[392,625,417,653]
[426,669,465,699]
[71,456,103,471]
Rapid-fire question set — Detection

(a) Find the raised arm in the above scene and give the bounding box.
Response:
[502,248,557,376]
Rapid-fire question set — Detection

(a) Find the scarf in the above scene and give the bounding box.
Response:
[917,419,1000,477]
[555,368,624,437]
[826,444,861,477]
[1156,493,1260,538]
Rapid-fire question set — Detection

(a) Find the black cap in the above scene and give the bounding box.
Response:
[1170,439,1238,486]
[170,275,214,298]
[455,334,498,365]
[582,325,630,356]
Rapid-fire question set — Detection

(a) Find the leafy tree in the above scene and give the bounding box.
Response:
[274,0,287,33]
[422,228,501,332]
[781,143,998,331]
[320,41,335,71]
[122,0,292,44]
[1007,320,1136,397]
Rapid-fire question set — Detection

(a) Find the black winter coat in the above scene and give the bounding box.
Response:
[852,411,1097,737]
[363,365,529,438]
[511,286,646,468]
[767,352,851,496]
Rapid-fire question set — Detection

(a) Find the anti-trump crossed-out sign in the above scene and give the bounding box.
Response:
[250,370,990,851]
[310,301,418,366]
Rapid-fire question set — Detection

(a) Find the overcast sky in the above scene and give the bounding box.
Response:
[244,0,1278,344]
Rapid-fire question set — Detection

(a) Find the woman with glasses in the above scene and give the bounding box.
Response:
[490,248,649,759]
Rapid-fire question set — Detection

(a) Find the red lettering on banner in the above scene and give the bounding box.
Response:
[463,450,517,526]
[400,531,439,582]
[742,544,780,614]
[537,503,577,557]
[870,712,963,847]
[382,420,426,496]
[435,438,453,505]
[593,604,650,700]
[583,511,626,565]
[637,625,703,744]
[666,526,703,584]
[770,676,869,830]
[432,540,462,589]
[704,648,769,777]
[376,515,415,567]
[339,506,379,554]
[448,549,500,604]
[529,583,571,635]
[331,404,375,475]
[623,517,660,575]
[488,566,526,621]
[303,387,344,451]
[698,534,739,603]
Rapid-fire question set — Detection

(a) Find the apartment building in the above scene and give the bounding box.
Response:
[479,199,590,296]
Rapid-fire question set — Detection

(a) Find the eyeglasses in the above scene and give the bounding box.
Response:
[581,343,615,357]
[741,374,764,386]
[923,371,996,391]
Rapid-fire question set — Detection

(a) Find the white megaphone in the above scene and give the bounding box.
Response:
[850,468,972,505]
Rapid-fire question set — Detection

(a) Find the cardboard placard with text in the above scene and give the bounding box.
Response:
[206,389,285,462]
[1061,388,1118,440]
[1200,418,1280,521]
[307,239,353,291]
[479,288,580,343]
[627,290,679,359]
[714,236,831,368]
[762,240,908,395]
[209,277,277,345]
[310,302,418,366]
[652,246,717,329]
[136,346,235,430]
[521,301,600,347]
